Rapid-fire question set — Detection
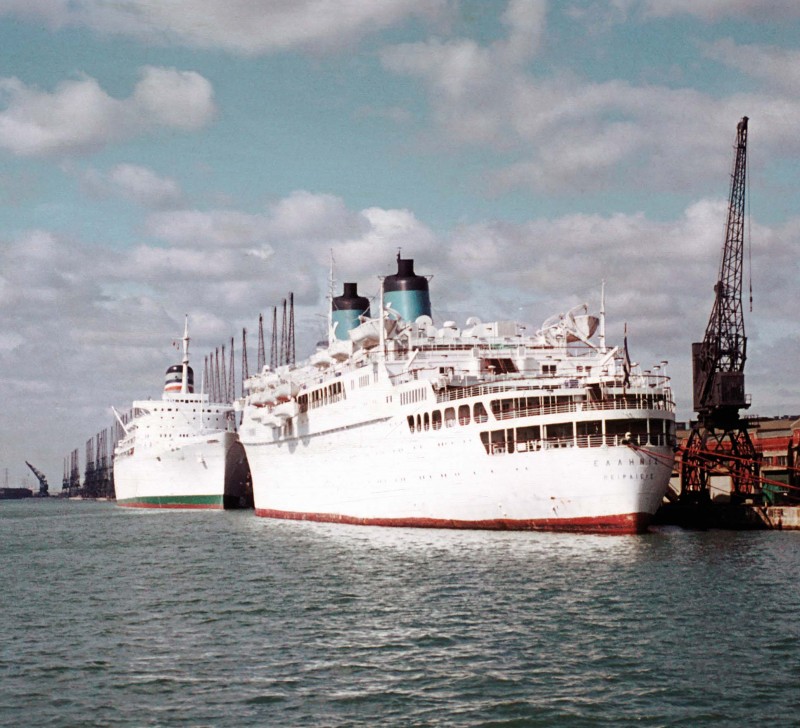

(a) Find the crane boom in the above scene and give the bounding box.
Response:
[692,116,749,425]
[25,460,49,496]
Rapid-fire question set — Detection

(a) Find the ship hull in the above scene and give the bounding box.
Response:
[114,434,251,510]
[243,419,673,534]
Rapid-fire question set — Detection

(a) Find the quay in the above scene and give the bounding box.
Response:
[654,415,800,530]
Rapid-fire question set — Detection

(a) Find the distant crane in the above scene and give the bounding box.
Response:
[680,116,760,504]
[25,461,49,497]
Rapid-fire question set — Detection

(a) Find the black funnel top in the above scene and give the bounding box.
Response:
[384,257,429,293]
[332,282,370,311]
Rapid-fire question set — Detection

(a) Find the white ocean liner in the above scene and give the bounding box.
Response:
[239,257,676,533]
[113,318,251,510]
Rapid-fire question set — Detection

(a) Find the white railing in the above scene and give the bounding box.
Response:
[485,431,674,455]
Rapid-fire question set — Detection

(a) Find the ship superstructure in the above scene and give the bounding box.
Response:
[239,257,676,533]
[113,318,251,509]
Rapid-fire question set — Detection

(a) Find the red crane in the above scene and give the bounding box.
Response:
[680,116,761,505]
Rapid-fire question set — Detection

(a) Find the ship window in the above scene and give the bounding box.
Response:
[577,420,602,447]
[484,358,518,374]
[546,422,574,444]
[606,419,647,435]
[458,405,470,425]
[667,419,677,446]
[423,412,430,431]
[649,417,675,446]
[515,425,540,451]
[490,397,542,419]
[606,418,647,445]
[416,414,422,431]
[407,415,415,433]
[432,410,442,430]
[491,430,506,453]
[474,402,488,423]
[490,398,514,419]
[444,407,455,428]
[507,429,517,453]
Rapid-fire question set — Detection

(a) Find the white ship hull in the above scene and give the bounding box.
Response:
[114,432,249,509]
[239,256,676,534]
[244,417,673,533]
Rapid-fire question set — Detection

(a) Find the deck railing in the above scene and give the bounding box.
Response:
[485,431,674,455]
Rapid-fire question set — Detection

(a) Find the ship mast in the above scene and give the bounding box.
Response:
[181,314,190,395]
[328,249,335,346]
[599,280,607,354]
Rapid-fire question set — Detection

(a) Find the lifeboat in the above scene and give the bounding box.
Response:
[273,401,299,419]
[273,380,299,402]
[310,351,336,368]
[349,317,397,349]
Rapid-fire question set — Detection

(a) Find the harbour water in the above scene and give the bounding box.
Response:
[1,499,799,727]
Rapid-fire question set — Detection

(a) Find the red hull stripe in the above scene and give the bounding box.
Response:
[255,508,652,534]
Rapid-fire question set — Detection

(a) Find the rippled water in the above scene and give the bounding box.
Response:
[1,499,799,727]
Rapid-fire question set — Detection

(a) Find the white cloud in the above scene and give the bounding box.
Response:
[381,3,800,196]
[267,191,361,242]
[0,67,215,157]
[0,75,124,157]
[332,207,438,278]
[642,0,800,21]
[145,209,271,249]
[105,164,183,208]
[132,66,215,130]
[704,39,800,96]
[0,0,449,55]
[501,0,547,62]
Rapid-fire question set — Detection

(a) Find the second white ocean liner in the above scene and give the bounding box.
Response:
[113,318,252,509]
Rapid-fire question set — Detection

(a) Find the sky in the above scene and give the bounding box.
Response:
[1,0,799,488]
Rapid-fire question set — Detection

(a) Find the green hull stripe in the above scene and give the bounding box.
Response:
[116,495,224,507]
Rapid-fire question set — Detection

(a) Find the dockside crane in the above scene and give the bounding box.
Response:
[680,116,760,504]
[25,461,49,497]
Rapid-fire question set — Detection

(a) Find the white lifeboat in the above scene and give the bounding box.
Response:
[250,392,270,407]
[273,401,299,419]
[310,351,336,369]
[328,340,351,361]
[273,380,299,402]
[349,317,397,349]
